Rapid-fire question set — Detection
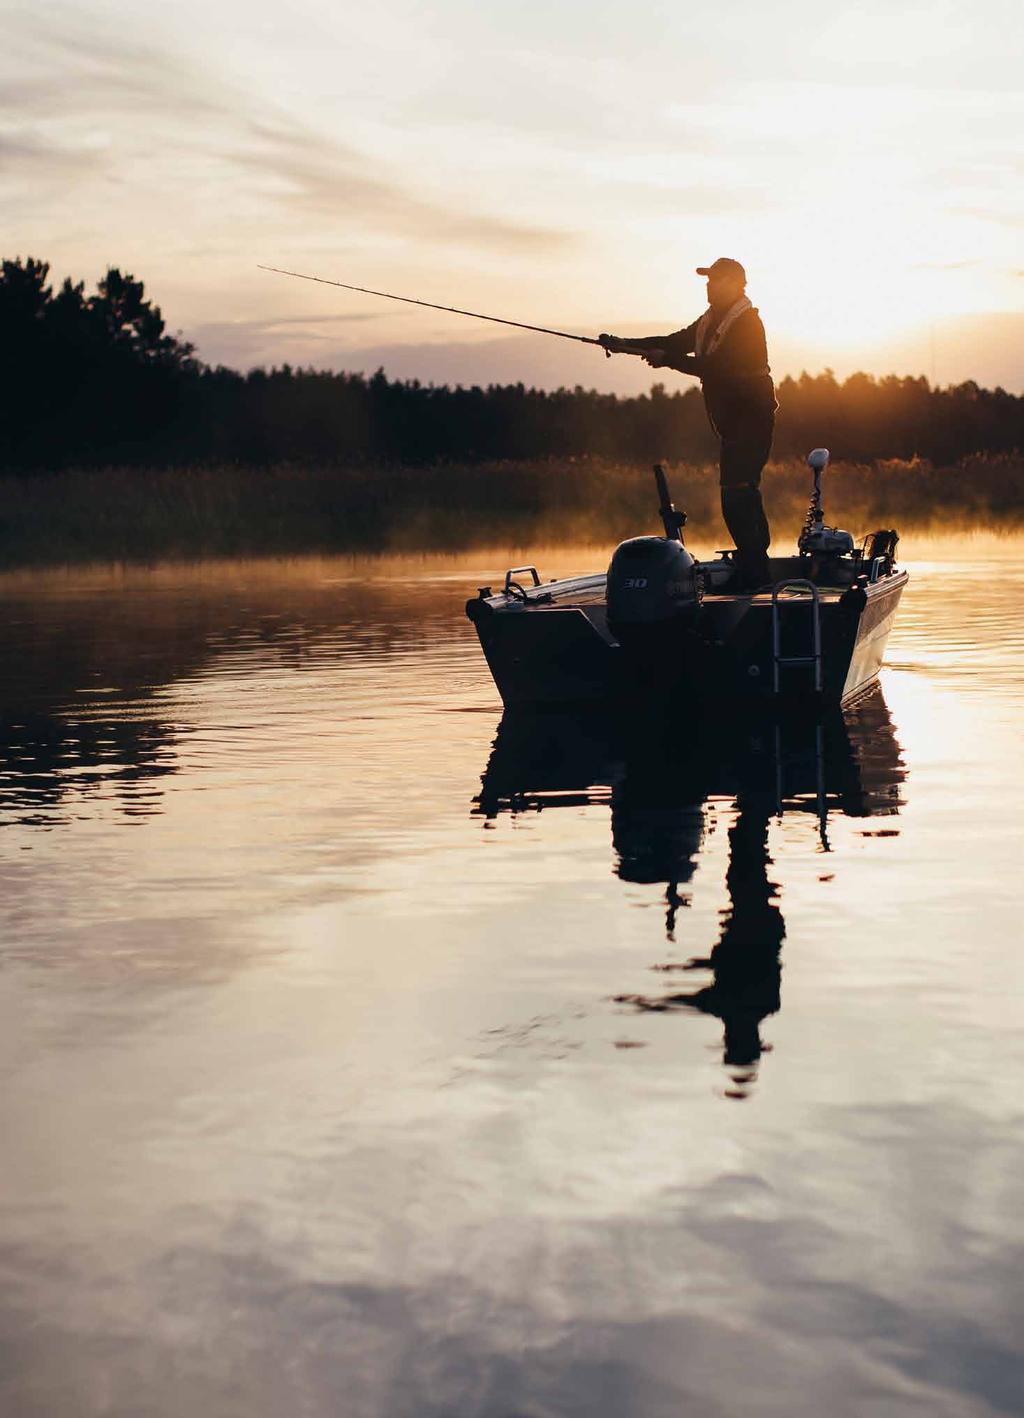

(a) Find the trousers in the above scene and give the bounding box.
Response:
[718,415,774,587]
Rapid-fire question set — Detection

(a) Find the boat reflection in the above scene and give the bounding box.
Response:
[475,687,905,1094]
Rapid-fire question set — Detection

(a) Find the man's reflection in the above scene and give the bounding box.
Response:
[626,791,783,1078]
[609,722,785,1091]
[476,687,904,1095]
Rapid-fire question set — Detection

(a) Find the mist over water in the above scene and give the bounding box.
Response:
[1,537,1022,1417]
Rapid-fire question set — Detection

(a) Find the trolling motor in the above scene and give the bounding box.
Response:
[798,449,855,558]
[607,465,703,644]
[654,462,686,541]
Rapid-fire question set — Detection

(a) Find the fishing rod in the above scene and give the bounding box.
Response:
[257,264,613,355]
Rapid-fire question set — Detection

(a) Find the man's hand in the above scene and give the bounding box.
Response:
[599,334,669,364]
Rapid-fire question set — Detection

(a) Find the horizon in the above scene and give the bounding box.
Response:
[3,1,1022,392]
[190,309,1024,395]
[9,252,1024,395]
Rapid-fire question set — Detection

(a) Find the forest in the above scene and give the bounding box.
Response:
[2,256,1022,471]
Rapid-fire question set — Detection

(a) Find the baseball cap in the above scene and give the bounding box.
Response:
[696,257,747,282]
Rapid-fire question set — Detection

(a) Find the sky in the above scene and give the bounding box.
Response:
[3,0,1022,392]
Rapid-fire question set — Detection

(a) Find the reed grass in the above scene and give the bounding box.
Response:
[1,454,1022,568]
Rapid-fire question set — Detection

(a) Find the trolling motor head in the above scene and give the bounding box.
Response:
[798,447,854,557]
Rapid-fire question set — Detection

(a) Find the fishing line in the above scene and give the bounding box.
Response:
[257,265,608,351]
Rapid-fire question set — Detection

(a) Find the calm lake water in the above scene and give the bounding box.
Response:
[1,535,1022,1418]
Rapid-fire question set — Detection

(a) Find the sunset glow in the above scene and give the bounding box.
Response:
[3,0,1022,389]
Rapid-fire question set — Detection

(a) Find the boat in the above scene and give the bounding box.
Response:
[466,450,907,711]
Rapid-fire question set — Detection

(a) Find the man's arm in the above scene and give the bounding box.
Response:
[646,312,770,377]
[599,323,698,364]
[656,344,699,375]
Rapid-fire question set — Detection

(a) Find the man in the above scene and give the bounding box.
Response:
[600,257,777,589]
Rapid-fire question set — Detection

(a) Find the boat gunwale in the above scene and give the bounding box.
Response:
[473,566,908,616]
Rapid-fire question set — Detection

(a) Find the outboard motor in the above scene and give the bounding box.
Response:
[607,536,702,627]
[607,465,703,668]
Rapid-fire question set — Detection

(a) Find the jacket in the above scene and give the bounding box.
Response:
[633,306,777,435]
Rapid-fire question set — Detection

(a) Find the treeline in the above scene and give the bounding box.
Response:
[2,256,1022,470]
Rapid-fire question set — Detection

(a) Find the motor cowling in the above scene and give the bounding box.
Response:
[606,536,703,632]
[798,446,855,558]
[799,521,855,557]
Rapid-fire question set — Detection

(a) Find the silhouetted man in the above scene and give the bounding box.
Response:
[600,258,777,589]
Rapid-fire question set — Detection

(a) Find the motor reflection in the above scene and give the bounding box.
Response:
[475,687,905,1094]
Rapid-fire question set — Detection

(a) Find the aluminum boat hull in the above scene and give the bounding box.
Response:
[467,563,908,710]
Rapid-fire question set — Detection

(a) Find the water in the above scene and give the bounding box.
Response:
[1,538,1022,1418]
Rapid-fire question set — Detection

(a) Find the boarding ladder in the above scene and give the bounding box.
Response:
[771,579,822,696]
[771,580,829,847]
[773,718,830,850]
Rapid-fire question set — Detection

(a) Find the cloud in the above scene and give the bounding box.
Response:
[1,13,233,122]
[952,207,1024,228]
[186,313,385,366]
[606,182,781,216]
[228,115,569,252]
[1,7,570,254]
[0,128,105,174]
[252,313,383,330]
[3,1092,1019,1418]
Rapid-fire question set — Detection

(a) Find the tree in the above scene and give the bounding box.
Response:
[0,257,197,466]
